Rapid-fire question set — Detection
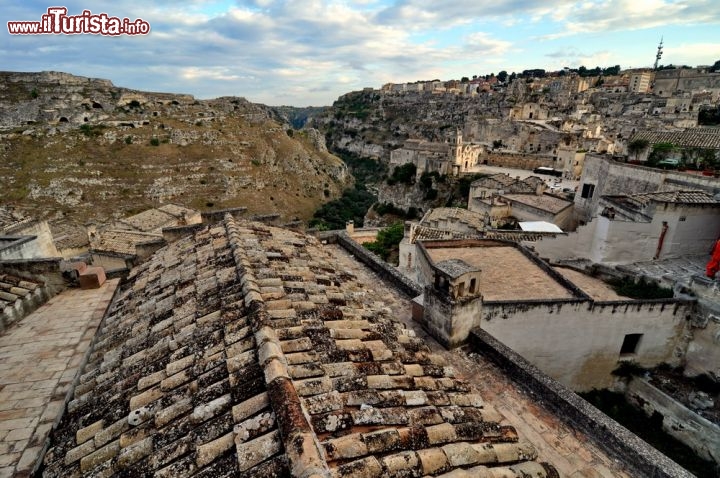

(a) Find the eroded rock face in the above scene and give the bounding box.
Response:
[0,71,350,225]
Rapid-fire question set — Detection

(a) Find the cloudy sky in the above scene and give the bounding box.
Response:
[2,1,719,106]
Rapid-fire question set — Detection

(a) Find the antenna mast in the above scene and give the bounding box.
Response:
[654,37,664,70]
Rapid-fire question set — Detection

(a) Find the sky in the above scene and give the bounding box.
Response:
[2,1,720,106]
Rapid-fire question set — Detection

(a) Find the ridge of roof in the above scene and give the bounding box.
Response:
[42,215,558,477]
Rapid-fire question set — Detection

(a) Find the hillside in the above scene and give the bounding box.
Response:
[0,71,349,227]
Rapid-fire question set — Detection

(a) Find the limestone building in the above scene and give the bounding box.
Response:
[389,131,483,177]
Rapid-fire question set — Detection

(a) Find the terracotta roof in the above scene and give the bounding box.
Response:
[91,229,163,255]
[116,204,197,233]
[603,190,720,212]
[631,128,720,149]
[422,208,486,232]
[628,190,720,205]
[0,207,29,233]
[43,216,558,477]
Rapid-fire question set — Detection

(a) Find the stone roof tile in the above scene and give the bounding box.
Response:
[43,215,558,477]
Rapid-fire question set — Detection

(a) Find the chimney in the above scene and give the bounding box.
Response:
[346,220,355,235]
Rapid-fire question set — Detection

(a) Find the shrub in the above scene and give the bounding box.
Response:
[125,136,132,145]
[387,163,416,185]
[608,276,673,299]
[363,222,404,263]
[150,138,160,146]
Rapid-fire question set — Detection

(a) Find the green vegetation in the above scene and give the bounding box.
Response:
[309,149,389,230]
[581,389,715,476]
[309,187,376,230]
[387,163,417,185]
[374,202,419,219]
[79,124,105,137]
[698,105,720,126]
[711,60,720,73]
[364,222,404,263]
[30,88,38,99]
[150,137,160,146]
[607,276,673,299]
[124,136,132,145]
[627,138,649,161]
[646,142,677,167]
[334,149,387,184]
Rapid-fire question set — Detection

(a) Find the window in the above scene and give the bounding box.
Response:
[469,278,477,294]
[580,183,595,199]
[620,333,643,355]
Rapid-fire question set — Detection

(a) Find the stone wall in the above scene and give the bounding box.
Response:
[480,299,692,391]
[0,258,66,294]
[484,153,555,170]
[626,377,720,465]
[335,232,422,298]
[470,328,695,478]
[575,154,720,221]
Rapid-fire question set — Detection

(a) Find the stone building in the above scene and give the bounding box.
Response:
[389,131,483,177]
[533,190,720,265]
[629,71,654,94]
[467,174,573,229]
[574,154,720,222]
[88,204,201,269]
[410,238,693,391]
[40,216,562,477]
[0,214,699,477]
[0,207,60,260]
[508,103,549,121]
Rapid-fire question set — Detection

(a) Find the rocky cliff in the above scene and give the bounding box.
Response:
[0,71,349,226]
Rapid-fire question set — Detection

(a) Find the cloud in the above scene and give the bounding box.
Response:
[2,1,719,105]
[540,0,720,39]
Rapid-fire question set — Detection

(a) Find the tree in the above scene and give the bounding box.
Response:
[627,138,649,161]
[461,76,469,83]
[647,142,676,166]
[710,60,720,73]
[497,70,508,83]
[364,222,405,263]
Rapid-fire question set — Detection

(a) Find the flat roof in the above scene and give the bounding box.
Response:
[554,267,631,301]
[502,193,573,214]
[426,244,575,301]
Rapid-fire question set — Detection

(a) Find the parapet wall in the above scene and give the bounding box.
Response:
[470,328,695,478]
[336,231,422,298]
[480,298,691,390]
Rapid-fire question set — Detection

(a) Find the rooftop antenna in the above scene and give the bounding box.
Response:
[653,37,664,70]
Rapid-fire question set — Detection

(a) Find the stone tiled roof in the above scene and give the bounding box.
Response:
[43,216,558,477]
[91,229,163,255]
[0,207,29,233]
[630,190,720,205]
[470,174,535,194]
[631,128,720,149]
[501,194,573,215]
[435,259,479,279]
[421,208,486,232]
[603,190,720,210]
[116,204,198,233]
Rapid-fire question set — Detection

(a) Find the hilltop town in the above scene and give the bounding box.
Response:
[1,59,720,477]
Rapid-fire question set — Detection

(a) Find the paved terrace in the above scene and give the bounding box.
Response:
[0,279,118,477]
[329,244,631,477]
